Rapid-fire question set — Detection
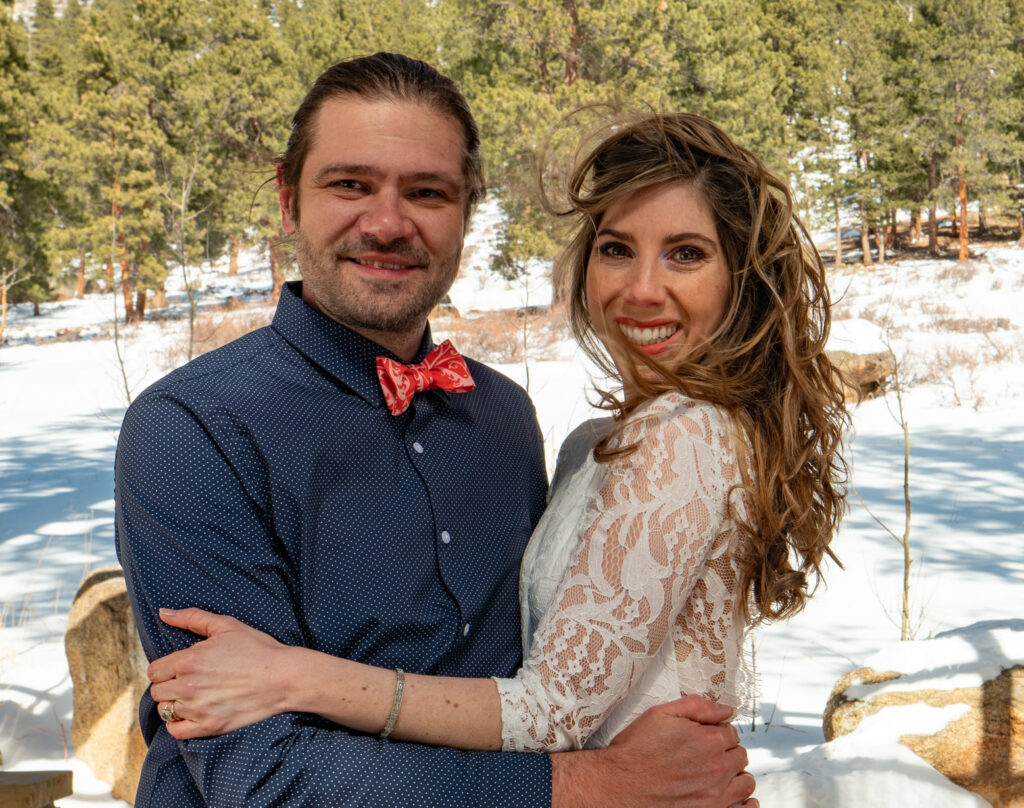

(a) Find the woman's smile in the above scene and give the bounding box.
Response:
[616,318,682,353]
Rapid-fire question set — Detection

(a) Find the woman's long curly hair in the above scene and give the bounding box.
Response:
[554,112,849,623]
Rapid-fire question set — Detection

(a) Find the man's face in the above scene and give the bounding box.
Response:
[279,96,467,358]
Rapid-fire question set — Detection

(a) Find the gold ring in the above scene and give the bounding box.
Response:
[159,701,181,722]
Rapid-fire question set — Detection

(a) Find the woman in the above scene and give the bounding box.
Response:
[148,112,848,754]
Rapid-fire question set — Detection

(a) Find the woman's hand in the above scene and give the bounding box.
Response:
[148,607,295,740]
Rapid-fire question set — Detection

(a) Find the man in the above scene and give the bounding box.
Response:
[116,52,757,807]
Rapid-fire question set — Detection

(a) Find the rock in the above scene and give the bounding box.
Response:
[64,567,149,806]
[0,770,73,808]
[827,349,896,402]
[823,623,1024,808]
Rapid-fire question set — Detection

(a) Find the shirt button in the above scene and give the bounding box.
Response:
[440,530,451,544]
[412,442,424,454]
[463,623,471,636]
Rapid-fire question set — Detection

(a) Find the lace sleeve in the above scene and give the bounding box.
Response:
[495,396,741,752]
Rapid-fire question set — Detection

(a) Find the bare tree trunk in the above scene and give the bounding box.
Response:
[955,80,969,263]
[957,174,968,262]
[860,207,872,266]
[135,288,147,321]
[910,209,921,243]
[858,149,873,265]
[876,219,886,264]
[0,273,8,345]
[563,0,580,85]
[1017,205,1024,246]
[76,247,87,297]
[977,205,987,236]
[896,369,913,641]
[834,196,843,273]
[121,262,135,323]
[927,157,939,255]
[229,235,240,275]
[110,275,132,405]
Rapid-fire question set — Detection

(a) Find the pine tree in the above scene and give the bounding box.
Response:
[1,3,51,339]
[142,0,291,346]
[905,0,1024,260]
[664,0,785,165]
[445,0,678,274]
[836,0,918,265]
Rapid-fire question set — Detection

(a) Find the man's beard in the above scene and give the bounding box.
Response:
[296,231,459,334]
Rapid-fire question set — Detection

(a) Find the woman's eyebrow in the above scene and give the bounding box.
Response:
[665,232,718,248]
[596,226,718,248]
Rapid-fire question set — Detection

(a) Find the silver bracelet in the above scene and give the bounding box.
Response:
[379,668,405,739]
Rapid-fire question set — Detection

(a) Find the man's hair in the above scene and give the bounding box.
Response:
[279,52,484,220]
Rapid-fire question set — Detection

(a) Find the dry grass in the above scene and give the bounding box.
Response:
[921,301,954,318]
[932,316,1012,334]
[937,261,978,285]
[163,298,275,370]
[910,333,1022,409]
[852,305,895,330]
[434,304,571,364]
[164,298,572,370]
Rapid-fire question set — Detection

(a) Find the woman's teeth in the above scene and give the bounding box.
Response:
[620,324,679,346]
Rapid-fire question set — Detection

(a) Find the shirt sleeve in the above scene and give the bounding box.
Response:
[116,389,552,808]
[494,397,741,752]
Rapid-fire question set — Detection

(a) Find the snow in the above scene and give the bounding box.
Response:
[3,204,1023,805]
[843,620,1024,700]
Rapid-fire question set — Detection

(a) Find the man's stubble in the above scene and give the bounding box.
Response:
[295,230,461,335]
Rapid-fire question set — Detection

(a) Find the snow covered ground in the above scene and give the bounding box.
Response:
[2,207,1022,805]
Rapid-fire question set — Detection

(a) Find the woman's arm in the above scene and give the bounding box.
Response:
[148,397,738,752]
[495,397,739,752]
[148,607,503,749]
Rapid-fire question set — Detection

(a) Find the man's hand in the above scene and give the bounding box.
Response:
[550,695,757,808]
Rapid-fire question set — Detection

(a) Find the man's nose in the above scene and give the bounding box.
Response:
[358,190,414,242]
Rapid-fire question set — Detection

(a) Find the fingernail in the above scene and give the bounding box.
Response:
[160,608,179,615]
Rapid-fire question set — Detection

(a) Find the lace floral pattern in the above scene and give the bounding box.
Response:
[495,393,751,752]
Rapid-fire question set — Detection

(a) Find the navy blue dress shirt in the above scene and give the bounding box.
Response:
[115,281,552,807]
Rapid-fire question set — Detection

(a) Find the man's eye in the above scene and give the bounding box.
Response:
[330,179,364,190]
[411,188,444,200]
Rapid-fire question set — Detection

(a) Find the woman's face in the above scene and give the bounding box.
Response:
[585,181,732,381]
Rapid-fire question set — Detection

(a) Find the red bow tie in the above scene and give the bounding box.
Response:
[376,340,476,415]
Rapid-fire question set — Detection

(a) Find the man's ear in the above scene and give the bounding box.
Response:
[277,164,297,235]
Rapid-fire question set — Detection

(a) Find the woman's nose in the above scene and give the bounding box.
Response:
[624,260,665,307]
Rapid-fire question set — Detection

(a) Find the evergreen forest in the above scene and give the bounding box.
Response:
[2,0,1023,335]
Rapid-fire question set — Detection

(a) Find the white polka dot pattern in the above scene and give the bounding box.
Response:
[115,282,552,806]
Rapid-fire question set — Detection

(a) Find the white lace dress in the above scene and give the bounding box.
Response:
[494,391,751,751]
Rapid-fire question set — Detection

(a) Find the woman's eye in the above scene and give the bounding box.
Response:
[598,242,630,259]
[672,245,706,263]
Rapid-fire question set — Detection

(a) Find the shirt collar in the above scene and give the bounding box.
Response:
[271,281,437,409]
